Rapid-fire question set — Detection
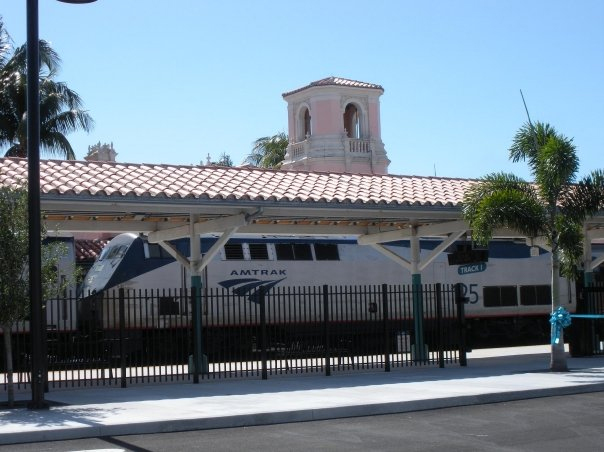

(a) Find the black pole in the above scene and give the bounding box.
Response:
[26,0,47,410]
[436,283,444,368]
[118,289,126,388]
[191,286,200,384]
[323,285,330,376]
[259,287,267,380]
[382,284,390,372]
[455,283,468,367]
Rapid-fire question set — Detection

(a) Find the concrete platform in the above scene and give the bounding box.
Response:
[1,345,603,445]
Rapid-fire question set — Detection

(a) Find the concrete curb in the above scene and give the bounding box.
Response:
[2,382,603,445]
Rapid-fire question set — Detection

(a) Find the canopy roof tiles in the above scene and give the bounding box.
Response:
[0,158,472,207]
[75,238,109,263]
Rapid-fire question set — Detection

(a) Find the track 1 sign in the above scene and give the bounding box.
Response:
[458,262,487,275]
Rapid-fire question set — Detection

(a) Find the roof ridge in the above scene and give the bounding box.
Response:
[1,157,474,206]
[282,76,384,97]
[1,156,477,182]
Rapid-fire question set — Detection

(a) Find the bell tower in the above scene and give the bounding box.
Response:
[281,77,389,174]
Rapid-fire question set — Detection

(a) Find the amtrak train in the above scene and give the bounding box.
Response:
[78,232,602,346]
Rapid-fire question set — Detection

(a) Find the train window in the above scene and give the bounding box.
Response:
[314,244,339,260]
[98,246,110,261]
[146,243,171,259]
[275,243,313,260]
[483,286,518,307]
[159,296,180,315]
[106,245,128,259]
[248,243,269,260]
[224,243,244,260]
[520,285,551,305]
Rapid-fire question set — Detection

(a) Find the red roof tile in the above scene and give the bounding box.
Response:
[282,76,384,97]
[0,157,475,207]
[75,238,109,262]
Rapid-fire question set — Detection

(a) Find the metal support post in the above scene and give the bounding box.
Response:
[259,287,268,380]
[323,285,331,376]
[26,0,47,410]
[455,283,468,366]
[382,284,390,372]
[410,229,427,362]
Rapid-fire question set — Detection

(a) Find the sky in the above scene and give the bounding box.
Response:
[1,1,603,180]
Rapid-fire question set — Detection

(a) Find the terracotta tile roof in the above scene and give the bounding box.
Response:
[282,76,384,97]
[0,157,474,207]
[75,238,110,263]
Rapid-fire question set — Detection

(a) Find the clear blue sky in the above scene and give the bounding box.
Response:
[2,1,603,180]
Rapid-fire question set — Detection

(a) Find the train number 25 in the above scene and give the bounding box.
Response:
[459,283,479,304]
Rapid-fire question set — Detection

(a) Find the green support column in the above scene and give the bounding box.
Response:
[410,228,427,361]
[412,273,426,361]
[191,274,203,383]
[189,213,205,382]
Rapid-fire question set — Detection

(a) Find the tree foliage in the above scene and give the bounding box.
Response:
[0,185,29,328]
[244,132,288,168]
[0,17,93,159]
[0,185,73,406]
[211,152,233,167]
[463,121,604,371]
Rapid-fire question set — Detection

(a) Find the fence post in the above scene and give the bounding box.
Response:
[118,288,127,388]
[323,285,331,377]
[191,286,201,384]
[382,284,391,372]
[455,283,468,367]
[436,284,444,368]
[259,287,268,380]
[42,303,48,393]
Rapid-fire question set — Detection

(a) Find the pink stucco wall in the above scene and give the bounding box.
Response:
[311,98,343,135]
[287,106,296,141]
[368,101,381,137]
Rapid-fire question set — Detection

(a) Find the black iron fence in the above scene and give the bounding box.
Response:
[1,283,465,391]
[570,283,604,356]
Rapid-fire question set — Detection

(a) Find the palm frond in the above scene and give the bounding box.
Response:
[463,172,546,245]
[534,133,578,204]
[561,169,604,223]
[40,132,76,160]
[509,121,556,172]
[3,143,25,158]
[245,132,288,168]
[0,29,91,159]
[0,18,12,69]
[9,40,61,77]
[556,215,584,279]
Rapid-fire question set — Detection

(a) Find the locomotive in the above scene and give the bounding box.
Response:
[76,232,600,348]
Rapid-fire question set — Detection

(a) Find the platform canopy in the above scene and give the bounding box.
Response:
[1,158,603,247]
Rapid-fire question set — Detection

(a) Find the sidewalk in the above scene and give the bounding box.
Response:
[1,345,603,445]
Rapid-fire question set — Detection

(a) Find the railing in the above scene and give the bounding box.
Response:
[288,141,307,159]
[286,138,372,160]
[1,283,464,391]
[347,138,371,153]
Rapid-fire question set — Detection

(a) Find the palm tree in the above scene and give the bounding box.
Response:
[0,18,9,69]
[463,121,604,371]
[0,18,93,159]
[244,132,288,168]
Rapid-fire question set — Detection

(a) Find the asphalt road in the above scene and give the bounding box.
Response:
[3,392,603,452]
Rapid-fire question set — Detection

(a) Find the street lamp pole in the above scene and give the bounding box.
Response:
[26,0,45,410]
[26,0,97,410]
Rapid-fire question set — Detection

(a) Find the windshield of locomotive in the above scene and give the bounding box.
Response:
[81,243,130,296]
[98,244,129,261]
